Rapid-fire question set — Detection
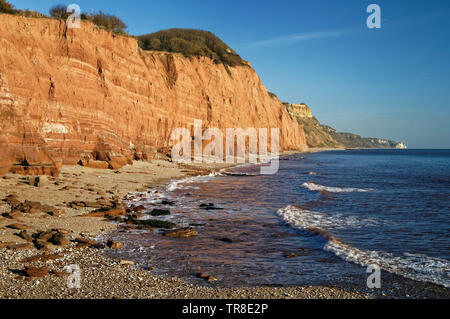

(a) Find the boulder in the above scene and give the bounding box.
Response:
[27,175,49,187]
[7,243,33,251]
[163,227,198,238]
[83,208,126,218]
[23,266,49,278]
[149,209,171,216]
[7,223,30,230]
[17,231,33,242]
[138,219,176,229]
[50,233,70,246]
[107,240,124,249]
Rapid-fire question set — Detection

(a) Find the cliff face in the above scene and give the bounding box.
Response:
[322,126,408,149]
[0,14,306,176]
[284,103,341,148]
[285,102,407,149]
[284,103,312,119]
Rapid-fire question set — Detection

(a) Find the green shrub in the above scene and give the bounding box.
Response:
[0,0,14,14]
[91,11,127,34]
[49,4,68,19]
[138,29,246,67]
[15,9,46,18]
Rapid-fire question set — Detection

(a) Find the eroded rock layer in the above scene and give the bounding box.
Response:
[0,14,306,175]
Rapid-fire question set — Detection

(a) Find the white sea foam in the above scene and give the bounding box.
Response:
[302,182,374,193]
[277,205,450,288]
[277,205,383,230]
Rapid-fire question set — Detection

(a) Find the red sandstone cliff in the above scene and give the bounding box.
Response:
[0,14,306,176]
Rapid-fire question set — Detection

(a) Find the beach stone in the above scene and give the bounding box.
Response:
[216,237,233,243]
[84,208,126,218]
[68,201,87,209]
[139,219,176,229]
[207,275,219,282]
[74,238,98,246]
[23,266,49,278]
[196,273,218,282]
[107,240,124,249]
[47,209,65,217]
[120,260,134,266]
[17,231,33,242]
[50,233,70,246]
[0,242,15,249]
[75,242,91,249]
[4,194,20,207]
[163,227,198,238]
[21,253,61,263]
[196,273,208,279]
[7,223,30,230]
[7,243,33,251]
[129,205,145,212]
[199,203,223,211]
[28,176,49,187]
[37,231,55,242]
[2,210,21,219]
[33,240,51,251]
[52,228,71,235]
[149,209,171,216]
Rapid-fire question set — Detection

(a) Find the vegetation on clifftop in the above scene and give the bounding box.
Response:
[138,29,247,67]
[1,1,127,34]
[2,1,245,66]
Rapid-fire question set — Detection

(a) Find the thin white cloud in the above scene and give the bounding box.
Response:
[246,29,354,49]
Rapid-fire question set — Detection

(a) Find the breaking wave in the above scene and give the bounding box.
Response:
[277,205,450,288]
[167,172,223,192]
[302,182,374,193]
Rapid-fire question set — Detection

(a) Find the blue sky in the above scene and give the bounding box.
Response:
[10,0,450,148]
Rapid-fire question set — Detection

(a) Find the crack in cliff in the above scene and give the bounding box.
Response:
[160,54,178,89]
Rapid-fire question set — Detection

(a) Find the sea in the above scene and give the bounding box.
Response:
[104,149,450,298]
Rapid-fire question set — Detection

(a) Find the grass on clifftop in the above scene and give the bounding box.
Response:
[138,29,247,67]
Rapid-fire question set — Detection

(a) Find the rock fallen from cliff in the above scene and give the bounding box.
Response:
[23,266,49,278]
[138,219,176,229]
[199,203,223,211]
[7,223,30,230]
[17,231,33,242]
[149,209,171,216]
[50,233,70,246]
[107,240,124,249]
[163,227,198,238]
[196,272,219,282]
[27,175,50,187]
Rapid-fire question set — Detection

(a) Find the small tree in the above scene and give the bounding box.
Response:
[92,11,127,34]
[49,4,68,19]
[0,0,14,14]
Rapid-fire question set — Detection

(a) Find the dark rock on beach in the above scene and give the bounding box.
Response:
[107,240,124,249]
[216,237,233,243]
[199,203,223,211]
[149,209,171,216]
[139,219,176,229]
[163,227,198,238]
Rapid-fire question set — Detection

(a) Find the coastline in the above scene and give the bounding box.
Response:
[0,151,371,299]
